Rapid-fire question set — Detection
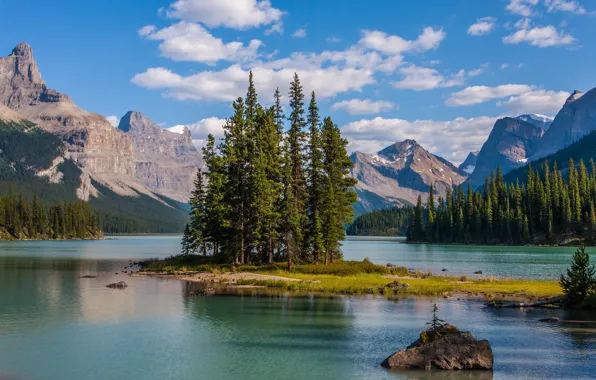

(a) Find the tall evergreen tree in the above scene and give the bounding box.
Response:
[306,92,324,263]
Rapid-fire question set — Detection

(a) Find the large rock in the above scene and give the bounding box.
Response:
[350,140,468,215]
[117,111,203,202]
[382,331,493,370]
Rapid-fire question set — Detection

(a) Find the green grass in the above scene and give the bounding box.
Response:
[141,255,563,297]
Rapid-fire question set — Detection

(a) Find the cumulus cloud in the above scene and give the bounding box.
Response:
[166,0,284,29]
[170,117,228,149]
[514,18,532,29]
[342,116,499,165]
[503,25,576,47]
[264,21,283,35]
[393,65,465,91]
[446,85,535,106]
[506,0,539,16]
[467,17,496,36]
[292,27,307,38]
[544,0,588,15]
[358,27,446,55]
[132,65,376,102]
[496,89,570,114]
[106,115,120,127]
[331,99,396,115]
[139,21,262,64]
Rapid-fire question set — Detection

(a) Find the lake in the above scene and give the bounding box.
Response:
[0,236,594,380]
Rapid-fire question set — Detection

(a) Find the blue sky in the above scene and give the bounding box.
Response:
[1,0,595,164]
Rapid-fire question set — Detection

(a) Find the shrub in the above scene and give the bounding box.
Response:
[560,245,596,305]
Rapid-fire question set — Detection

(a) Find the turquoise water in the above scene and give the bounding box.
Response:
[0,236,595,380]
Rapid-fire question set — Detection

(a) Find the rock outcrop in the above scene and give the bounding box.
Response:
[515,114,553,130]
[466,117,543,187]
[382,331,493,370]
[531,88,596,161]
[117,111,203,202]
[458,151,479,175]
[0,43,135,182]
[350,140,468,214]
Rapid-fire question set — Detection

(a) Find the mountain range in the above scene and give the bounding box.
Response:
[350,90,596,214]
[0,43,202,231]
[2,43,596,221]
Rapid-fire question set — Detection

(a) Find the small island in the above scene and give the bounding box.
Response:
[382,304,493,371]
[0,189,102,240]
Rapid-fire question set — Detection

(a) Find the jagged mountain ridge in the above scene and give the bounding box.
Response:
[0,42,200,231]
[350,140,468,214]
[531,89,595,161]
[117,111,203,202]
[515,114,553,130]
[458,151,479,175]
[466,117,544,187]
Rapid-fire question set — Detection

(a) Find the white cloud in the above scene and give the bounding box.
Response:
[514,18,532,29]
[446,84,534,106]
[503,25,576,47]
[292,27,307,38]
[544,0,587,15]
[170,117,227,149]
[467,17,496,36]
[132,65,376,102]
[166,0,284,29]
[326,36,342,43]
[139,21,262,64]
[358,27,446,55]
[106,115,120,127]
[500,63,511,70]
[331,99,396,115]
[496,89,570,114]
[506,0,539,17]
[342,116,499,165]
[264,21,283,35]
[393,65,464,91]
[468,63,489,77]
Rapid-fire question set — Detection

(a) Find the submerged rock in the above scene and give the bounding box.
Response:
[106,281,128,289]
[539,317,559,323]
[382,330,493,370]
[78,275,97,279]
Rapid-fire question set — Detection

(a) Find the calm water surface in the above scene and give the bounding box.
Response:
[0,236,594,380]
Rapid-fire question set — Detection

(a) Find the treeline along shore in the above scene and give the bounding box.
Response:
[0,187,102,240]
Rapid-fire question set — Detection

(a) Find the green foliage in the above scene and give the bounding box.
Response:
[347,207,410,236]
[560,245,596,304]
[0,188,101,240]
[409,160,596,245]
[426,303,445,332]
[183,73,356,266]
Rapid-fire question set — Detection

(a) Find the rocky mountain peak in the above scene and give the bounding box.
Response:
[3,42,44,86]
[11,43,34,59]
[118,111,160,134]
[378,139,420,158]
[566,90,584,105]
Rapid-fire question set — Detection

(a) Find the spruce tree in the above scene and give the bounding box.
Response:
[560,245,596,304]
[306,92,324,263]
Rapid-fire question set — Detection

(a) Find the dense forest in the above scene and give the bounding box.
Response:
[408,160,596,245]
[182,73,357,266]
[347,207,409,236]
[0,187,102,240]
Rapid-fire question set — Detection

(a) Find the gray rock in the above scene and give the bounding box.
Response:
[382,331,493,370]
[106,281,128,289]
[458,151,479,175]
[117,111,203,202]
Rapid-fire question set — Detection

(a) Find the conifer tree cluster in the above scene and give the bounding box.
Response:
[347,207,410,236]
[183,73,357,266]
[0,188,101,240]
[408,159,596,245]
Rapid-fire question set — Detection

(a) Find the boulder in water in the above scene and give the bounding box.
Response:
[382,328,493,370]
[106,281,128,289]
